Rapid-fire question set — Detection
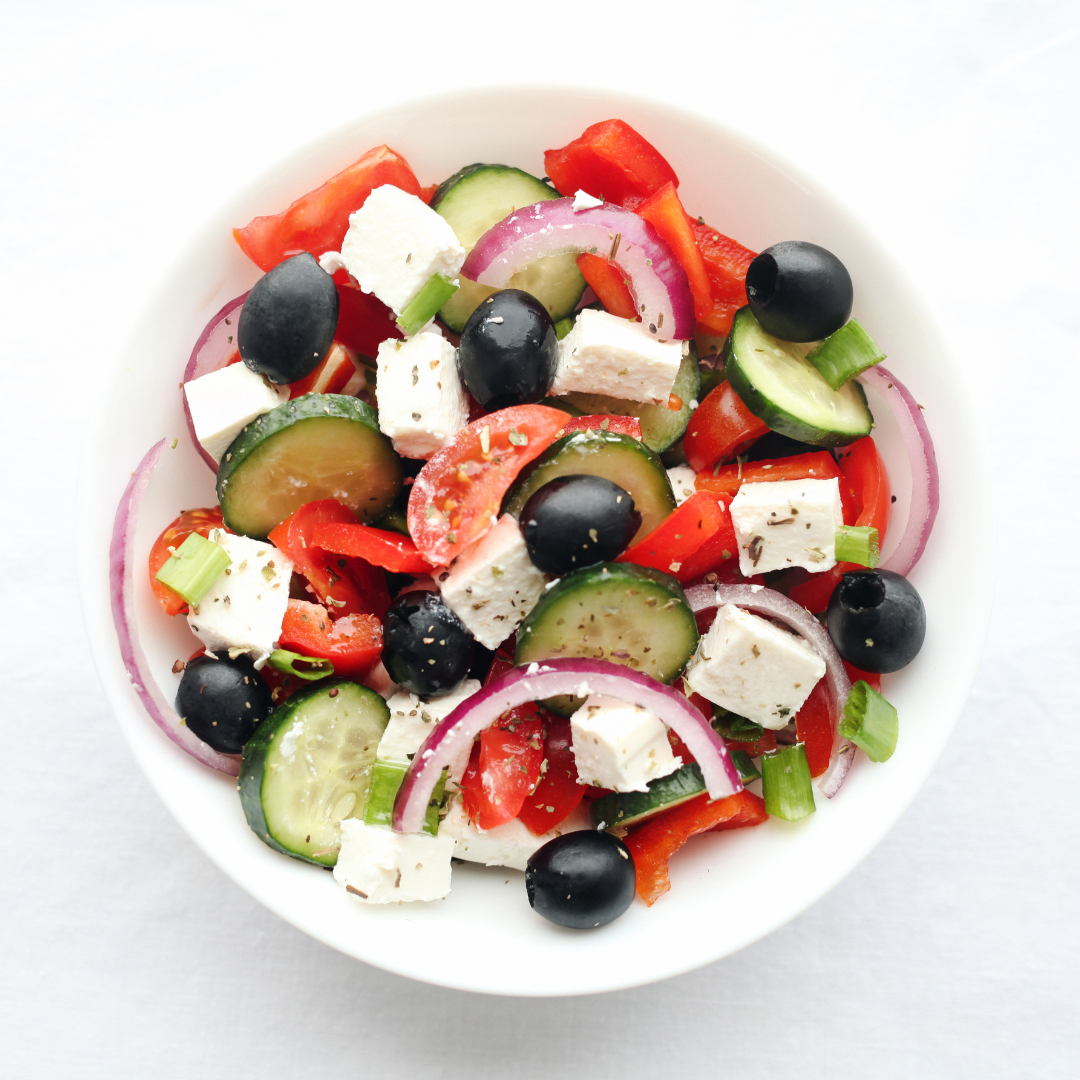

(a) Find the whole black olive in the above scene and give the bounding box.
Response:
[745,241,853,342]
[458,289,558,410]
[176,653,273,754]
[826,569,926,673]
[238,253,339,384]
[526,831,636,929]
[382,590,475,696]
[520,475,640,576]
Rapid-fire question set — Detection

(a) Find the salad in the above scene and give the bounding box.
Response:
[111,118,938,929]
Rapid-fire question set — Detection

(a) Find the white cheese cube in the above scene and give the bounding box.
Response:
[666,465,698,507]
[730,477,843,575]
[186,530,293,667]
[375,334,468,458]
[333,818,453,903]
[183,362,285,463]
[339,185,466,315]
[684,603,826,729]
[439,516,547,650]
[439,799,590,872]
[569,695,681,792]
[550,308,687,404]
[379,679,482,781]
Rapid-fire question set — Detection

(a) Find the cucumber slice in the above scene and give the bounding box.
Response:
[503,429,675,544]
[217,393,403,540]
[515,562,698,717]
[551,342,702,453]
[432,164,586,332]
[239,680,390,866]
[590,762,708,829]
[724,306,873,447]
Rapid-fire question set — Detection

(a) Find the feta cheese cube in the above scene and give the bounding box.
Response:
[439,798,590,871]
[439,516,547,650]
[550,308,687,404]
[570,695,681,792]
[375,334,468,458]
[572,189,604,211]
[730,477,843,575]
[684,603,826,729]
[183,362,285,463]
[379,679,482,782]
[666,465,698,506]
[186,530,293,667]
[339,185,466,315]
[333,818,454,903]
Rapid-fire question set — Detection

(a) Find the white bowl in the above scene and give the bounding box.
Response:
[78,86,993,996]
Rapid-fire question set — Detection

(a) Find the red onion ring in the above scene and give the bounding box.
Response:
[858,364,939,576]
[392,658,742,834]
[110,440,241,775]
[685,583,854,798]
[182,292,249,473]
[461,199,695,340]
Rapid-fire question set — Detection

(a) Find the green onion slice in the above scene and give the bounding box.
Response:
[554,317,575,340]
[806,319,885,390]
[363,759,408,828]
[424,769,449,837]
[728,749,762,784]
[840,680,898,762]
[761,743,816,821]
[267,649,335,682]
[835,525,880,568]
[396,273,459,336]
[154,532,230,606]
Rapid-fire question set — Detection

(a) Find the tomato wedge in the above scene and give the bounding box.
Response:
[333,273,402,359]
[561,414,642,441]
[683,381,769,472]
[148,507,226,616]
[460,713,544,830]
[310,521,432,575]
[232,145,422,272]
[516,715,584,835]
[616,491,730,583]
[407,405,571,566]
[277,600,382,679]
[575,253,638,320]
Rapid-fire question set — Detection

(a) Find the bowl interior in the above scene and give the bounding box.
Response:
[78,85,993,996]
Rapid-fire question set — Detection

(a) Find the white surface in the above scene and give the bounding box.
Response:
[1,0,1076,1075]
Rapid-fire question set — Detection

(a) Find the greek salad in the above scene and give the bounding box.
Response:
[111,119,938,929]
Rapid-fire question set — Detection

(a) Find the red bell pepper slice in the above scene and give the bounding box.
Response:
[560,414,642,441]
[575,253,638,320]
[624,789,768,906]
[460,712,545,830]
[616,491,730,583]
[843,660,881,694]
[277,600,382,679]
[683,381,769,472]
[688,220,757,336]
[544,119,679,205]
[268,499,390,620]
[232,145,423,272]
[516,715,585,835]
[310,522,432,575]
[287,343,360,399]
[794,681,833,777]
[148,507,226,616]
[333,273,402,359]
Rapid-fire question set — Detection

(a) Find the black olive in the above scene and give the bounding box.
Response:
[526,831,635,929]
[745,241,853,342]
[238,253,339,384]
[382,590,475,697]
[458,289,558,410]
[520,475,641,576]
[175,653,273,754]
[826,569,926,673]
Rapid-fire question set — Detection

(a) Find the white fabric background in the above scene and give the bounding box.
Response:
[1,1,1076,1076]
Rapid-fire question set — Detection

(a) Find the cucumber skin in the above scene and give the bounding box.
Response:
[238,678,388,868]
[590,763,707,829]
[724,308,872,448]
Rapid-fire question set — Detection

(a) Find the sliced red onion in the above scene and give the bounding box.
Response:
[110,440,241,775]
[858,364,939,576]
[461,200,695,340]
[182,292,249,473]
[685,583,854,798]
[392,659,742,834]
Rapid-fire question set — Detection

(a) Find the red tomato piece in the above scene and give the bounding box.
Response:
[616,491,729,583]
[310,522,432,575]
[333,274,402,359]
[683,381,769,473]
[407,405,571,566]
[460,714,544,830]
[544,119,679,204]
[287,343,360,399]
[794,681,833,777]
[278,600,382,680]
[268,500,390,620]
[517,715,585,835]
[232,145,423,272]
[623,789,768,906]
[575,252,638,320]
[419,184,438,205]
[560,414,643,441]
[148,507,226,616]
[843,661,881,694]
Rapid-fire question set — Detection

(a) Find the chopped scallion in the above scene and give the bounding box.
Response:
[840,680,898,762]
[761,743,816,821]
[806,319,885,389]
[712,706,765,745]
[396,273,459,336]
[267,649,334,682]
[835,525,880,568]
[154,532,230,606]
[362,759,408,828]
[728,749,762,784]
[554,317,575,340]
[424,768,449,837]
